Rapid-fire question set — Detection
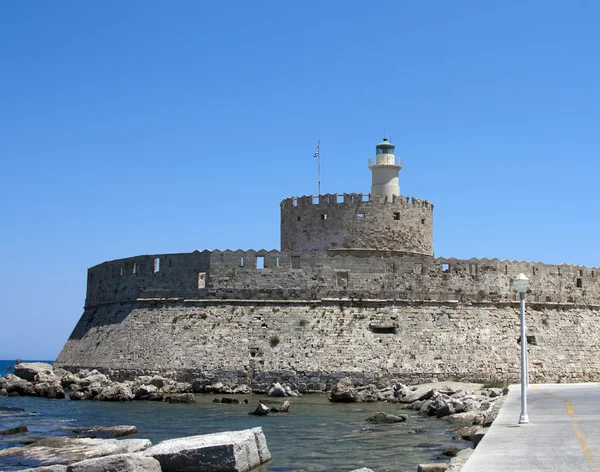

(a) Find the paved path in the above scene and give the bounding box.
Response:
[461,383,600,472]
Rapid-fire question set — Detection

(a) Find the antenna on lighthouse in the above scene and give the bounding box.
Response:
[313,140,321,195]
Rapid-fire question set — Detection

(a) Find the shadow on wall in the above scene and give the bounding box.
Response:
[67,303,136,341]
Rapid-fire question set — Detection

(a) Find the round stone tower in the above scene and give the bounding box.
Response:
[280,139,434,256]
[369,138,402,200]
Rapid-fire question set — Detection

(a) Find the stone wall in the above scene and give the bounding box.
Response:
[84,249,600,307]
[55,300,600,388]
[280,193,434,255]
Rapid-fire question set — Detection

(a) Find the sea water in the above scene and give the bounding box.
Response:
[0,361,470,471]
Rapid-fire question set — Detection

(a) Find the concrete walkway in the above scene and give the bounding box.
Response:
[461,383,600,472]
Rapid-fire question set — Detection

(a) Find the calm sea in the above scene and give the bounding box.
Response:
[0,360,469,472]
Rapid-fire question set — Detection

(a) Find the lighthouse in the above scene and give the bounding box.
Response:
[368,138,402,200]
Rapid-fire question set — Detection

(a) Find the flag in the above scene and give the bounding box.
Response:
[313,144,320,158]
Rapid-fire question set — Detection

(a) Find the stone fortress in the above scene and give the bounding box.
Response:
[55,139,600,391]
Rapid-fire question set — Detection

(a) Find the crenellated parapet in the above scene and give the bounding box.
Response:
[83,249,600,308]
[280,193,434,254]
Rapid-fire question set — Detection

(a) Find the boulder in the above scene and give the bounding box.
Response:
[0,425,28,436]
[70,425,137,438]
[21,466,68,472]
[454,425,484,442]
[36,382,66,399]
[417,465,448,472]
[446,448,474,472]
[0,437,151,465]
[13,362,53,382]
[0,405,25,412]
[354,384,379,403]
[441,411,486,427]
[95,384,134,402]
[142,427,271,472]
[164,393,195,403]
[2,374,37,396]
[269,400,291,413]
[219,397,240,404]
[67,453,161,472]
[399,386,438,403]
[267,382,286,397]
[69,391,86,401]
[233,384,252,395]
[349,469,374,472]
[365,412,407,424]
[248,402,270,416]
[329,378,356,402]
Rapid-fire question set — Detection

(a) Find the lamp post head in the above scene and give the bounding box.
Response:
[515,273,529,294]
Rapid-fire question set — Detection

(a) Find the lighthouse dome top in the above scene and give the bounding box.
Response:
[376,138,395,154]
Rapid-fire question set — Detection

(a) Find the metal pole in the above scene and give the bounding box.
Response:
[317,140,321,196]
[519,291,529,424]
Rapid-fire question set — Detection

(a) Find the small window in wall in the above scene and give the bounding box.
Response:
[579,269,584,276]
[169,258,172,268]
[356,213,365,218]
[393,212,400,220]
[240,256,244,267]
[592,271,595,277]
[337,195,344,203]
[313,196,319,204]
[505,265,508,275]
[198,272,206,289]
[558,268,561,276]
[276,256,280,267]
[362,194,369,202]
[421,218,426,224]
[336,271,349,288]
[293,198,298,207]
[370,326,397,334]
[532,267,536,275]
[469,264,478,275]
[577,278,583,288]
[297,216,301,222]
[153,258,160,273]
[414,263,423,274]
[133,262,137,274]
[120,265,123,277]
[256,256,265,269]
[442,263,450,273]
[321,214,327,220]
[291,256,300,269]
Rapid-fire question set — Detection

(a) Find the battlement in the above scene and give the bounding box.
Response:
[280,193,433,211]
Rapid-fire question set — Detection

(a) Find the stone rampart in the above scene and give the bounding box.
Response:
[84,250,600,307]
[280,193,434,254]
[55,300,600,388]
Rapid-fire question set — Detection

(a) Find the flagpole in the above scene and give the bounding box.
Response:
[317,140,321,196]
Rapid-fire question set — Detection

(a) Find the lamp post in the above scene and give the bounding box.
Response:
[515,273,529,424]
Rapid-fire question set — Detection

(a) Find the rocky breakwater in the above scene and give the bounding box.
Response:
[0,363,196,403]
[328,378,509,472]
[0,426,271,472]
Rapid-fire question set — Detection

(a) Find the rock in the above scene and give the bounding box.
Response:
[248,402,270,416]
[0,388,7,396]
[67,453,162,472]
[143,427,271,472]
[484,396,506,426]
[13,362,54,382]
[164,393,195,403]
[233,384,252,395]
[0,405,25,412]
[95,384,134,402]
[441,411,484,427]
[355,384,379,403]
[329,378,356,402]
[365,412,407,424]
[2,374,37,396]
[36,382,66,399]
[134,384,158,400]
[488,388,503,398]
[267,382,286,397]
[349,469,374,472]
[283,385,299,397]
[0,425,28,436]
[377,386,395,401]
[69,391,86,401]
[21,466,68,472]
[417,464,448,472]
[269,400,291,413]
[446,448,474,472]
[454,425,484,441]
[399,386,438,403]
[220,397,240,404]
[70,425,137,438]
[439,447,460,458]
[0,437,152,465]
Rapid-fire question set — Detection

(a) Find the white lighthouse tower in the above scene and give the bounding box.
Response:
[368,138,402,200]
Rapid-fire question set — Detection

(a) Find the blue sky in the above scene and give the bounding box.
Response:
[1,1,599,359]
